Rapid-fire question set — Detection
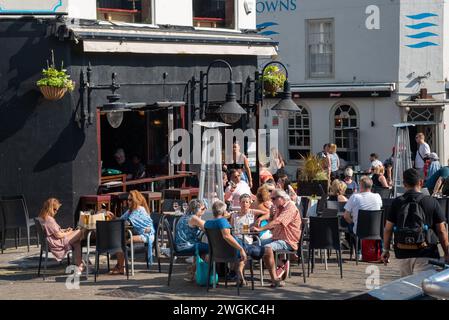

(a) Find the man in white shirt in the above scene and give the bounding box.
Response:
[344,176,382,235]
[414,132,431,177]
[224,169,252,207]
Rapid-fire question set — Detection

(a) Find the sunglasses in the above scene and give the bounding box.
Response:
[271,196,280,201]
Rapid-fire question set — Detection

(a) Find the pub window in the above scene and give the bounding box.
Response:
[333,104,359,165]
[307,19,334,78]
[287,106,311,160]
[193,0,235,29]
[97,0,153,24]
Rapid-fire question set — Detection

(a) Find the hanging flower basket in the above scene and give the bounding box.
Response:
[39,86,68,101]
[36,50,74,101]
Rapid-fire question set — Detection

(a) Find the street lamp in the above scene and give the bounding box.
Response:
[260,61,300,117]
[202,59,247,124]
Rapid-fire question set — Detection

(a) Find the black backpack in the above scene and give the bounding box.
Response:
[393,194,431,250]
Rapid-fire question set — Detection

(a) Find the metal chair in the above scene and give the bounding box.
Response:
[94,220,129,282]
[0,195,38,253]
[350,209,383,265]
[34,218,71,280]
[164,219,200,286]
[373,187,391,199]
[273,219,307,283]
[308,216,343,278]
[205,227,255,296]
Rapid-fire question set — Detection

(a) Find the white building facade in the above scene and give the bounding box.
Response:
[257,0,449,177]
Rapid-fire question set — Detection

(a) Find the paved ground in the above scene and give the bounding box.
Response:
[0,242,403,300]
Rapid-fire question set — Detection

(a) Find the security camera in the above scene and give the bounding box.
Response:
[244,0,254,15]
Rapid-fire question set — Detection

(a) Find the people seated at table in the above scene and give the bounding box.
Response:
[224,169,252,207]
[424,152,441,181]
[276,173,298,201]
[343,176,382,259]
[38,198,85,274]
[343,167,358,193]
[130,154,146,180]
[204,200,248,286]
[224,142,253,188]
[368,153,383,173]
[329,179,348,202]
[252,189,302,287]
[106,190,155,275]
[427,159,449,195]
[372,165,391,189]
[175,199,208,281]
[111,148,134,180]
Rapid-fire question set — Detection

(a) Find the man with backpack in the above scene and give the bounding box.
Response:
[382,168,449,277]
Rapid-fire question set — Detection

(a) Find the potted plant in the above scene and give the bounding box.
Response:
[36,50,74,101]
[296,153,329,196]
[261,65,286,97]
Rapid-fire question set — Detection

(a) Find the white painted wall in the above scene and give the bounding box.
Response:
[0,0,68,13]
[238,0,257,30]
[154,0,193,26]
[68,0,96,20]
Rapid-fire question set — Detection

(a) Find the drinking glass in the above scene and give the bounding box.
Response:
[242,224,249,233]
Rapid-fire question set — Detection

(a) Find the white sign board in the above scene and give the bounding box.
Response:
[0,0,68,14]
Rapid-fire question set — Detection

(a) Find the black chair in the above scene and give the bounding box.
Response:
[373,187,391,199]
[0,195,38,253]
[350,209,383,265]
[94,220,129,282]
[161,199,183,214]
[308,216,343,278]
[164,219,199,286]
[320,208,338,217]
[34,218,71,280]
[273,219,307,283]
[326,201,339,210]
[205,227,254,296]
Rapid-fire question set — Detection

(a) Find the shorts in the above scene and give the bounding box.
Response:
[176,242,209,255]
[264,240,293,252]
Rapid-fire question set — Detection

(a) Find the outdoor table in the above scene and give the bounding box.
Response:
[80,222,134,279]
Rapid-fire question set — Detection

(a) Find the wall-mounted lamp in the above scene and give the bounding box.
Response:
[259,61,300,118]
[200,59,247,124]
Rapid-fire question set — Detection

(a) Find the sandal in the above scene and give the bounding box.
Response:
[270,279,285,288]
[237,279,248,287]
[109,265,125,275]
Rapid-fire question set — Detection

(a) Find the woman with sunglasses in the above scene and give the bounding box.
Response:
[175,199,209,280]
[106,190,155,275]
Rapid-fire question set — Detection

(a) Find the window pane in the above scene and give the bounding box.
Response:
[193,0,235,29]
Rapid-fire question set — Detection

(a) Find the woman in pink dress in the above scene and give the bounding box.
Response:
[38,198,85,273]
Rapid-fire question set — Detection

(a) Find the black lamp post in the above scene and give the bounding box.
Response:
[253,61,299,190]
[201,59,247,124]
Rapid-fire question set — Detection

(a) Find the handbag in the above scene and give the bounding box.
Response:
[195,244,217,286]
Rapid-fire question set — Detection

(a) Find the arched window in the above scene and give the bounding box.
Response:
[333,104,359,165]
[287,106,311,159]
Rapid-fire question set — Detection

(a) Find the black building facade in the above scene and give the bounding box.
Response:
[0,17,276,226]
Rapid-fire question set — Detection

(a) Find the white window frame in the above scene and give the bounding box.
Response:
[287,105,311,161]
[306,18,335,79]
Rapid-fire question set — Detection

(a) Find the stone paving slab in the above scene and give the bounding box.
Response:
[0,246,402,300]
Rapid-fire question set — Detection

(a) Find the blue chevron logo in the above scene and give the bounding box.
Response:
[405,12,439,48]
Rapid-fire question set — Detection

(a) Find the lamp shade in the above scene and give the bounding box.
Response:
[215,80,247,124]
[271,80,300,117]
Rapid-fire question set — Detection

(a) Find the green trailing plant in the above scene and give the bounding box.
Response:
[36,50,74,91]
[262,65,286,97]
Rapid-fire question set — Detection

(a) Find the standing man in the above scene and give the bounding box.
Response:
[367,153,383,173]
[224,169,252,207]
[382,168,449,277]
[317,143,331,179]
[414,133,431,178]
